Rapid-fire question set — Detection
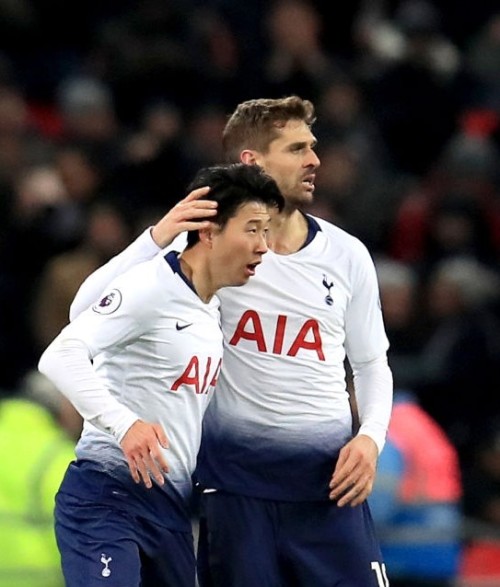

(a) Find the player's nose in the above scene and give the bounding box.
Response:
[305,148,320,169]
[256,233,268,254]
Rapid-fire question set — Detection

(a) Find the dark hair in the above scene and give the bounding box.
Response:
[184,163,284,248]
[222,96,316,162]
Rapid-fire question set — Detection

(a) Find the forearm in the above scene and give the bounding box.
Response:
[351,354,393,454]
[38,336,139,441]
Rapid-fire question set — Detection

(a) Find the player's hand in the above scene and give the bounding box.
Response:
[120,420,170,488]
[328,434,378,507]
[151,186,217,247]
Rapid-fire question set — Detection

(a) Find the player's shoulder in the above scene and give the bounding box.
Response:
[116,253,167,286]
[311,215,370,257]
[102,253,176,308]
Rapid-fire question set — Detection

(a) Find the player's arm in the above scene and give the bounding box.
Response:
[40,281,170,488]
[69,187,216,320]
[329,242,393,507]
[329,354,392,506]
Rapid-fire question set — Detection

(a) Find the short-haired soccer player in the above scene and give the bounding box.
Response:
[38,163,284,587]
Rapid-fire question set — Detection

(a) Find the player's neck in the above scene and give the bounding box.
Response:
[267,209,308,255]
[178,252,214,303]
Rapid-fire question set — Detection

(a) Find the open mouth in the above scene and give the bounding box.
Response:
[246,262,260,276]
[302,175,315,192]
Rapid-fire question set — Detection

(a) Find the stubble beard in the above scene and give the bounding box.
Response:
[283,184,314,210]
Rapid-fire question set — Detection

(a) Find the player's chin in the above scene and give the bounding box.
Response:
[236,264,258,285]
[292,189,314,207]
[302,189,315,203]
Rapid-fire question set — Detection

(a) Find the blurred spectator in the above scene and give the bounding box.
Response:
[351,0,406,80]
[189,6,250,109]
[313,140,403,251]
[121,100,183,166]
[370,389,463,587]
[41,142,108,253]
[0,81,55,188]
[353,0,461,81]
[464,12,500,110]
[388,129,500,267]
[54,138,129,240]
[0,1,36,57]
[314,75,390,170]
[31,200,132,353]
[54,75,125,180]
[55,142,104,205]
[426,194,497,270]
[0,369,81,586]
[363,0,463,175]
[178,104,228,176]
[56,75,119,147]
[261,0,342,101]
[416,256,500,460]
[463,418,500,528]
[92,0,200,123]
[375,257,427,389]
[0,164,68,388]
[459,418,500,587]
[100,103,227,230]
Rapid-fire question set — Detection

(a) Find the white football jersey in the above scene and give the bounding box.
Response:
[39,251,222,503]
[197,215,390,499]
[67,216,392,502]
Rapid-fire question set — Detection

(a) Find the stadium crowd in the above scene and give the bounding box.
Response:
[0,0,499,584]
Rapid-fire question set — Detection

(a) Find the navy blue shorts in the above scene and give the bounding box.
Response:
[55,461,195,587]
[197,492,389,587]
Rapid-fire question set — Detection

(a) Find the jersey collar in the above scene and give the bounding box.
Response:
[164,250,198,295]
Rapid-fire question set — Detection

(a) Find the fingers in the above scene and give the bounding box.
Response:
[121,421,170,488]
[174,206,217,231]
[328,438,377,507]
[173,189,217,225]
[151,188,217,247]
[329,464,358,505]
[330,475,373,507]
[153,422,169,449]
[142,447,169,488]
[183,186,211,201]
[126,444,169,489]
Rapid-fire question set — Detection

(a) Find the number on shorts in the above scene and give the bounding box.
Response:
[371,561,389,586]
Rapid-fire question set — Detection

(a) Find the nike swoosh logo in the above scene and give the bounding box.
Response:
[176,322,193,331]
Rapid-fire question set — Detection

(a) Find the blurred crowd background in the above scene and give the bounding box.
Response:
[0,0,500,584]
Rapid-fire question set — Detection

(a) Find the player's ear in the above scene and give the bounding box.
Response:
[240,150,257,165]
[198,226,215,247]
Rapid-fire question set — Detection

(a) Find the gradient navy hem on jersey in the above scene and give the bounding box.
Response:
[197,409,353,501]
[197,492,388,587]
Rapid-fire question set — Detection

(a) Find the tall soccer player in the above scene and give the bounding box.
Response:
[70,97,393,586]
[37,163,284,587]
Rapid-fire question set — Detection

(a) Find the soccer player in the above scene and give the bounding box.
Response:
[37,163,284,587]
[70,96,393,586]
